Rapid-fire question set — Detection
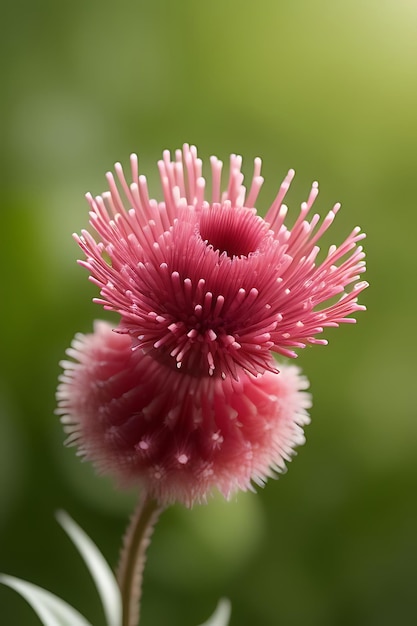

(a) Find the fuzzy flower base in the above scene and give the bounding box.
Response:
[57,321,311,506]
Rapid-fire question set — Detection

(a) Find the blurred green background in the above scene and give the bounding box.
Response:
[1,0,416,624]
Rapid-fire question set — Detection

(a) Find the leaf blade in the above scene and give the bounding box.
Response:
[56,510,122,626]
[0,574,92,626]
[197,598,232,626]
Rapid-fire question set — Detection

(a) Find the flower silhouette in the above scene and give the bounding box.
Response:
[57,145,367,505]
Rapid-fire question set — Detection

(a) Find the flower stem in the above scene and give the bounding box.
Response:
[117,494,163,626]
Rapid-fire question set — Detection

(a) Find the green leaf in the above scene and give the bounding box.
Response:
[197,598,232,626]
[56,510,122,626]
[0,574,92,626]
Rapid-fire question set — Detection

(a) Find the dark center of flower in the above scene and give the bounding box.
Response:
[198,204,268,258]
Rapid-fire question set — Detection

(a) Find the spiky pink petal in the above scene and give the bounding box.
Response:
[76,145,367,379]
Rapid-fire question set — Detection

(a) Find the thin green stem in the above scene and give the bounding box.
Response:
[117,495,163,626]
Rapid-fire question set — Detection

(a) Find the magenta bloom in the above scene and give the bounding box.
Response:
[58,321,311,505]
[57,145,367,505]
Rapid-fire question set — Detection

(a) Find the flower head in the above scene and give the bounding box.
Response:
[57,321,311,506]
[57,145,367,505]
[77,145,367,380]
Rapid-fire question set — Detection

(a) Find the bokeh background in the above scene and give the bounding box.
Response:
[1,0,416,624]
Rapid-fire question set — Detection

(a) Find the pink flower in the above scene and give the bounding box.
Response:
[57,321,311,506]
[77,146,366,379]
[57,145,367,505]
